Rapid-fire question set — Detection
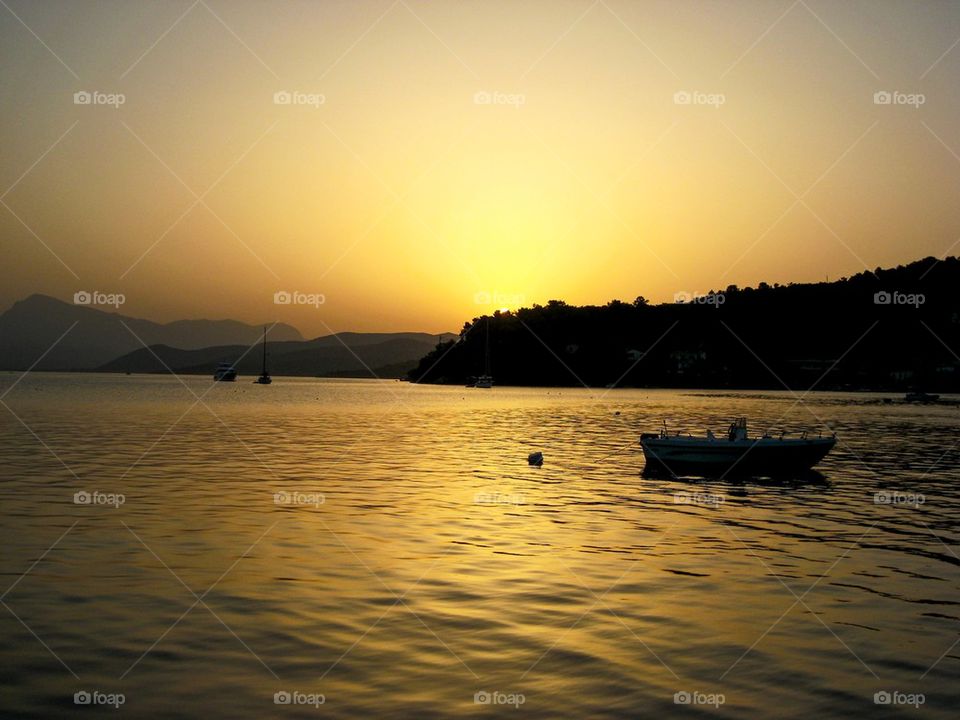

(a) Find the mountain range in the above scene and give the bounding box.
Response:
[0,295,453,378]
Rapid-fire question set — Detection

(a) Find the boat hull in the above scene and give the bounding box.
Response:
[641,436,835,477]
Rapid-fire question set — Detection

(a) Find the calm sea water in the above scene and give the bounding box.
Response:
[0,374,957,718]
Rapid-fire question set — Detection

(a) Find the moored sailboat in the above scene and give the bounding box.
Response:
[473,317,493,388]
[254,327,271,384]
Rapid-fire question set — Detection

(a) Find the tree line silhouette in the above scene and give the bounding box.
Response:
[409,256,960,390]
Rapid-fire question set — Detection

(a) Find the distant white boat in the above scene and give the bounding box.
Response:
[213,362,237,382]
[640,418,835,477]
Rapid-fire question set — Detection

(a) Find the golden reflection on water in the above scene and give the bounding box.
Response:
[0,375,957,718]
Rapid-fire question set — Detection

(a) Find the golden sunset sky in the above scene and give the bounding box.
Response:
[1,0,959,335]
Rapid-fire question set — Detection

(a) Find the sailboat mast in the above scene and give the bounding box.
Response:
[484,316,491,376]
[261,327,267,374]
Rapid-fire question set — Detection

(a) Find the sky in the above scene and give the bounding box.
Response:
[1,0,959,337]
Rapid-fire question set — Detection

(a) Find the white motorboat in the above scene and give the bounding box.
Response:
[640,418,835,477]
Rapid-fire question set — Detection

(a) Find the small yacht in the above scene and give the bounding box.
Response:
[213,362,237,382]
[640,418,835,477]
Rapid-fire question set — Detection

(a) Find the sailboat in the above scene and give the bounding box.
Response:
[474,317,493,388]
[254,327,272,385]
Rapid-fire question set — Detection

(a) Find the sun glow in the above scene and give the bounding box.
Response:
[0,1,956,335]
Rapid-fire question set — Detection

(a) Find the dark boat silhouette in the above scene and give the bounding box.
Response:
[213,361,237,382]
[254,327,271,385]
[640,418,835,477]
[904,391,938,403]
[473,317,493,388]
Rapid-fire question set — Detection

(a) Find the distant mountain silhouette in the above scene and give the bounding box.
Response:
[410,256,960,391]
[98,334,456,378]
[0,295,306,370]
[0,294,456,377]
